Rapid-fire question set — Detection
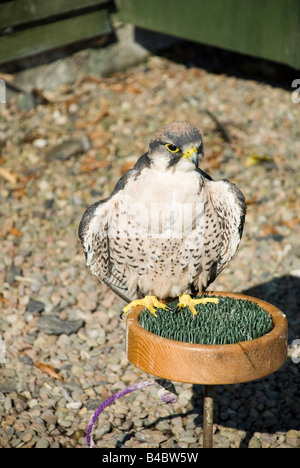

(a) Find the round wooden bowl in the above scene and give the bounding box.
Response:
[125,292,288,385]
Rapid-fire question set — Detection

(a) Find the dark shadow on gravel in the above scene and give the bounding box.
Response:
[135,27,298,92]
[192,275,300,445]
[243,274,300,343]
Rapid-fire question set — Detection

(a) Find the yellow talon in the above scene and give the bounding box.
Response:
[177,294,219,316]
[121,295,167,318]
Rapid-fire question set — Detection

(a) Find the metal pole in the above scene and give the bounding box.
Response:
[203,385,215,448]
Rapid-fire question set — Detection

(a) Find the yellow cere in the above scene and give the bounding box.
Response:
[183,147,198,159]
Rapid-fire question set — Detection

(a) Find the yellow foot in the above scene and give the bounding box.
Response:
[177,294,219,316]
[121,295,168,318]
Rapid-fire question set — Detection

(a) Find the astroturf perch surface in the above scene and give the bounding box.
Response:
[139,296,273,345]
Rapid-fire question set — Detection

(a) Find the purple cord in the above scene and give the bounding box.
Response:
[86,379,177,448]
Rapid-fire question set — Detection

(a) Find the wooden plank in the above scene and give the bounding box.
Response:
[0,10,112,64]
[0,0,109,29]
[118,0,300,69]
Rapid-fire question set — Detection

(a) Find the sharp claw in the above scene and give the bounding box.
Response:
[120,296,175,319]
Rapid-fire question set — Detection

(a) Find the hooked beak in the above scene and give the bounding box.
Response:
[182,147,198,166]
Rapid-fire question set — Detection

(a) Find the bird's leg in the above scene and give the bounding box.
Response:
[121,295,168,318]
[177,294,219,317]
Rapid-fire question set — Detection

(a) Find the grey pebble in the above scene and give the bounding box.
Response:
[36,316,84,335]
[45,139,84,161]
[85,399,103,411]
[248,436,262,449]
[214,434,231,448]
[26,298,45,314]
[5,265,22,285]
[35,438,50,449]
[0,379,17,394]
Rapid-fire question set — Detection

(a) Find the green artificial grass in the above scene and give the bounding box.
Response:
[139,295,273,345]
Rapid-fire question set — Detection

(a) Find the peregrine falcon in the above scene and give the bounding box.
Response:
[79,122,246,316]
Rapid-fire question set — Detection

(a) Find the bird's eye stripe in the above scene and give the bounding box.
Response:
[165,144,180,153]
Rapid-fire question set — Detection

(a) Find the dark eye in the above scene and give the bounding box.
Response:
[165,143,180,153]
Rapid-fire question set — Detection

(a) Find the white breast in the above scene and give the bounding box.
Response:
[115,167,204,239]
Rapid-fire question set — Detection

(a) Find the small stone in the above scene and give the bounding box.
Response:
[5,264,22,284]
[0,378,17,393]
[66,401,82,410]
[219,427,238,443]
[150,431,169,444]
[36,316,84,335]
[249,407,259,419]
[23,432,33,443]
[185,414,198,431]
[286,430,300,448]
[28,399,39,409]
[46,139,84,160]
[172,423,184,436]
[73,430,86,441]
[120,372,139,383]
[14,420,26,432]
[11,438,22,448]
[17,93,35,111]
[26,298,45,313]
[178,388,193,403]
[4,397,12,411]
[132,417,143,428]
[34,333,57,349]
[18,354,34,366]
[35,438,50,448]
[134,431,147,443]
[215,434,231,448]
[249,436,262,448]
[58,419,72,428]
[85,399,103,411]
[119,420,133,432]
[178,431,197,444]
[155,420,170,432]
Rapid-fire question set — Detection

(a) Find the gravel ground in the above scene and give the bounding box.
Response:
[0,43,300,448]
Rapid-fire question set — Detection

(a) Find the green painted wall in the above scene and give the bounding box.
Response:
[119,0,300,69]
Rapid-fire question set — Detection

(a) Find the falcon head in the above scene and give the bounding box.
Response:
[148,121,204,171]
